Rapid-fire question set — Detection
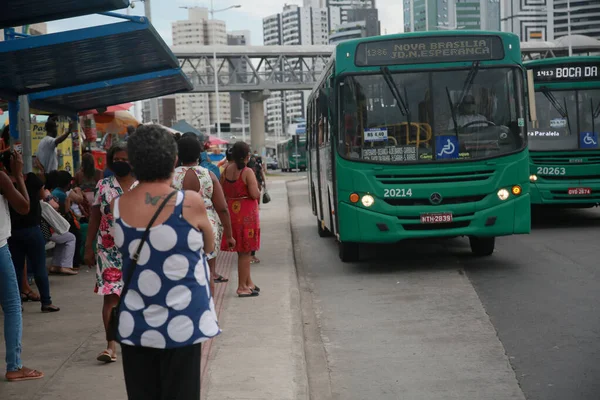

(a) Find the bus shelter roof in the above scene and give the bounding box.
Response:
[28,68,192,115]
[0,0,130,29]
[0,18,178,100]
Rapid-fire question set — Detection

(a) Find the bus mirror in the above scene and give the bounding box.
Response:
[526,70,538,129]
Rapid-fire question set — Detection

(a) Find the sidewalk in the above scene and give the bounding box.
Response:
[0,179,308,400]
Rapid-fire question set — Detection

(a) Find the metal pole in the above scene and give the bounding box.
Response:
[144,0,152,22]
[409,0,414,32]
[425,0,428,31]
[211,0,222,139]
[18,95,31,173]
[241,96,246,143]
[567,0,572,56]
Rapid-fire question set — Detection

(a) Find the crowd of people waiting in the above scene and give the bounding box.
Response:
[1,119,266,397]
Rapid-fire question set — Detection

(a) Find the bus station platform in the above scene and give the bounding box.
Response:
[0,179,308,400]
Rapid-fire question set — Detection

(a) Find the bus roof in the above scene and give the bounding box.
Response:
[524,55,600,67]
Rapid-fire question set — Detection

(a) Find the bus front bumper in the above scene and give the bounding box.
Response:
[530,182,600,206]
[337,195,531,243]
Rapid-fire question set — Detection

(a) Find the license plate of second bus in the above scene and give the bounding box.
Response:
[568,187,592,195]
[420,213,453,224]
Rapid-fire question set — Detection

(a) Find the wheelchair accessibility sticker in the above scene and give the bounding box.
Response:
[435,136,459,159]
[580,132,598,149]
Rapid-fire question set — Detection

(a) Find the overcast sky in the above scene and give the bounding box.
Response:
[47,0,405,46]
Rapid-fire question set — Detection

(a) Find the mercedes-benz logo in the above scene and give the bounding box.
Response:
[430,192,443,205]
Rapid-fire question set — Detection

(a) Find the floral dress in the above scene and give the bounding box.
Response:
[172,166,223,259]
[93,176,137,296]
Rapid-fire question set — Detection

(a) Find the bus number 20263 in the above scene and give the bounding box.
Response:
[384,188,413,198]
[537,166,566,175]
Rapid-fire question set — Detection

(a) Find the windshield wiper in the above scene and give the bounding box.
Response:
[446,87,459,138]
[457,61,480,106]
[380,66,411,124]
[540,88,568,118]
[593,99,600,120]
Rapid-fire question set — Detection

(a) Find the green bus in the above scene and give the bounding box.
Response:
[277,136,307,172]
[307,31,533,262]
[525,56,600,207]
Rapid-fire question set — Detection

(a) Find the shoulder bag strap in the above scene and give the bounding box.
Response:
[120,190,178,298]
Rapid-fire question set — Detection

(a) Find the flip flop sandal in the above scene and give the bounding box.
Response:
[21,291,41,302]
[214,275,229,283]
[97,350,117,363]
[5,367,44,382]
[250,285,261,293]
[41,305,60,313]
[237,290,259,298]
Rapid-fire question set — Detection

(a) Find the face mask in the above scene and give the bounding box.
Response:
[111,161,131,177]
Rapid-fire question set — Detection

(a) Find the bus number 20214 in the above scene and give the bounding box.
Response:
[384,188,413,198]
[537,166,566,175]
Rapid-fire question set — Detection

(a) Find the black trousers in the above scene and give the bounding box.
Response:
[121,344,201,400]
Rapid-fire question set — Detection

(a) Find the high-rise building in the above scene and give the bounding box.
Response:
[554,1,600,40]
[329,7,380,44]
[169,7,231,132]
[501,0,600,42]
[404,0,500,32]
[142,96,177,127]
[263,4,333,136]
[227,30,251,129]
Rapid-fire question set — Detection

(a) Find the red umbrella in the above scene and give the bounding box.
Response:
[208,136,229,145]
[79,103,133,116]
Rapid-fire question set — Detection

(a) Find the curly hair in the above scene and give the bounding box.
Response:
[107,142,128,171]
[177,136,201,165]
[127,124,177,182]
[231,141,250,170]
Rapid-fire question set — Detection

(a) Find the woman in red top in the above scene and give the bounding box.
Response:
[220,142,261,297]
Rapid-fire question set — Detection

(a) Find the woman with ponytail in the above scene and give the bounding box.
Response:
[219,141,261,297]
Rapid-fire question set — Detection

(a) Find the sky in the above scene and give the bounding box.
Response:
[46,0,405,46]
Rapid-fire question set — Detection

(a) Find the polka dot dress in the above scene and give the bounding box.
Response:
[113,191,220,349]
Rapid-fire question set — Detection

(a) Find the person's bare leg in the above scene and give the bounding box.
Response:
[237,252,252,295]
[20,261,39,301]
[208,258,216,298]
[98,294,119,362]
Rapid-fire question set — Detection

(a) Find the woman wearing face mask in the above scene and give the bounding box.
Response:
[84,142,137,364]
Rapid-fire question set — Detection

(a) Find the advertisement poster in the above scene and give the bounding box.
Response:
[31,122,76,174]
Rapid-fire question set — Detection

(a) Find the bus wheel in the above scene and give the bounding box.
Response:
[317,219,330,238]
[469,236,495,256]
[338,241,359,262]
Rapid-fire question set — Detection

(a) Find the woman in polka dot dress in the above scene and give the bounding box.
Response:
[113,125,218,400]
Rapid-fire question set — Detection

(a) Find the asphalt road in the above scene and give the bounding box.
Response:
[463,207,600,400]
[288,180,600,400]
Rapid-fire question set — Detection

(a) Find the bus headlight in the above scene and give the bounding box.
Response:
[361,194,375,207]
[511,185,522,195]
[497,189,510,201]
[529,174,538,182]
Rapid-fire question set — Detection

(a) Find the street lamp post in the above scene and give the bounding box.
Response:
[209,2,241,140]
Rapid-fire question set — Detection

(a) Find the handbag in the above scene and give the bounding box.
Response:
[106,191,178,342]
[40,218,53,241]
[262,188,271,204]
[40,200,70,235]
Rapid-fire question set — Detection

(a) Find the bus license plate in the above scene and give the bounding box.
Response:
[420,213,453,224]
[568,187,591,195]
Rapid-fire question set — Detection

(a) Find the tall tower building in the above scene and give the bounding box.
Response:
[170,7,231,132]
[404,0,500,33]
[263,4,332,137]
[500,0,549,41]
[553,1,600,40]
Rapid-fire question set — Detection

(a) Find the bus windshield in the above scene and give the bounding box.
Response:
[338,67,526,163]
[529,89,600,151]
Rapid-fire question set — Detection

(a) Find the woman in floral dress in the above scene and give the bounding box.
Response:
[84,143,137,364]
[172,136,235,295]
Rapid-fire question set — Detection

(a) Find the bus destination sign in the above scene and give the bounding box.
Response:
[532,62,600,83]
[355,36,505,66]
